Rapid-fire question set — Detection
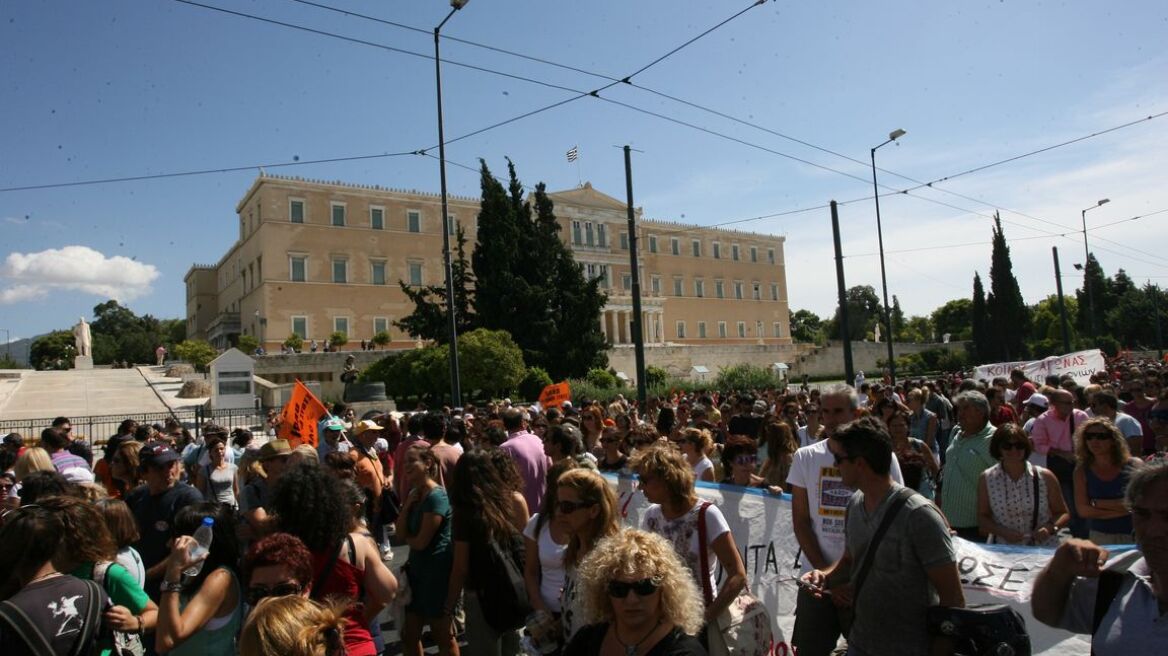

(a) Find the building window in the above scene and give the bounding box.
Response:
[673,278,683,297]
[753,283,761,300]
[585,222,595,247]
[289,199,305,223]
[713,242,721,259]
[447,214,457,235]
[718,321,727,338]
[751,246,758,263]
[598,265,610,288]
[408,262,423,286]
[773,322,782,337]
[671,238,680,256]
[289,256,307,282]
[291,316,308,339]
[619,232,629,250]
[771,283,779,301]
[676,321,686,339]
[715,280,725,299]
[768,248,776,264]
[572,221,582,245]
[371,260,387,286]
[691,239,701,257]
[334,317,349,337]
[374,317,389,336]
[732,244,740,261]
[332,258,348,284]
[649,235,658,253]
[597,224,607,247]
[407,210,421,233]
[585,263,597,279]
[698,322,707,338]
[734,282,744,299]
[331,203,346,227]
[694,279,705,298]
[651,276,661,295]
[737,321,746,338]
[622,274,632,291]
[370,206,384,230]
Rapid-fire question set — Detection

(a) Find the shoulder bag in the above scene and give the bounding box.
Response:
[0,578,104,656]
[474,530,532,632]
[697,502,774,656]
[93,562,145,656]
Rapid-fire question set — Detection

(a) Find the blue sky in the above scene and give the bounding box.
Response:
[2,1,1167,345]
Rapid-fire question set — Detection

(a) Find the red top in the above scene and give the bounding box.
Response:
[312,543,374,656]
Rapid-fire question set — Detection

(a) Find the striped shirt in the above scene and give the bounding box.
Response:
[941,423,996,528]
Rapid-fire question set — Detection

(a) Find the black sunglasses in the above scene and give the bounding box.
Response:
[1083,432,1113,441]
[1000,442,1028,451]
[607,578,660,598]
[556,500,596,515]
[247,582,303,605]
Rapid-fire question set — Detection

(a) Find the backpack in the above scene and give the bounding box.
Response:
[0,579,104,656]
[474,531,532,632]
[93,563,145,656]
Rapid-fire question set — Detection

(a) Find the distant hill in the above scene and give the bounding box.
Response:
[2,335,37,367]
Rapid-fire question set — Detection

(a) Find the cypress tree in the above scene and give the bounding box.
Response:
[971,272,988,362]
[985,213,1029,361]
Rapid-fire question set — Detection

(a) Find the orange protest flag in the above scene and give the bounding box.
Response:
[277,380,330,449]
[538,381,571,409]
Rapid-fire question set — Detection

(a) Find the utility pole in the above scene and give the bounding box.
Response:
[1053,247,1072,354]
[623,146,647,407]
[831,201,854,385]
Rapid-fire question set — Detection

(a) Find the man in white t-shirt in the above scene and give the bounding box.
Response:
[786,383,904,656]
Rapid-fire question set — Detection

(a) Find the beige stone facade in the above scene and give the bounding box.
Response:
[185,174,790,353]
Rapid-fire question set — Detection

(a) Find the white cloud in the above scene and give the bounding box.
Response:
[0,246,160,305]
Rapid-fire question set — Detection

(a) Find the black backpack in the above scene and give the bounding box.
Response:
[0,579,105,656]
[474,531,532,632]
[927,604,1031,656]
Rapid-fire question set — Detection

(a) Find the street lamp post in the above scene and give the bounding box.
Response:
[1080,198,1110,343]
[435,0,469,407]
[870,128,905,386]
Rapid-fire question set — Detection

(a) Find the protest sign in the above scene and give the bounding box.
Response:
[606,474,1116,655]
[277,380,330,449]
[974,349,1106,386]
[538,381,571,409]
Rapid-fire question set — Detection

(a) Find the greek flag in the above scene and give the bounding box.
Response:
[566,146,578,162]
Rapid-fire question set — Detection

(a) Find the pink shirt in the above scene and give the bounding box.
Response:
[1029,408,1090,454]
[500,430,549,513]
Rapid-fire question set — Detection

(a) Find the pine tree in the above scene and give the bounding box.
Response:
[891,295,905,341]
[985,213,1029,361]
[971,272,988,361]
[1075,253,1109,338]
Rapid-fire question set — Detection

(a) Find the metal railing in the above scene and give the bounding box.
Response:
[0,405,282,447]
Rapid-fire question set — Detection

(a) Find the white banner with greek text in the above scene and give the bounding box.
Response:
[974,349,1106,386]
[608,474,1110,655]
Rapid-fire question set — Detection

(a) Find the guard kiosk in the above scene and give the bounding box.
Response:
[209,348,255,410]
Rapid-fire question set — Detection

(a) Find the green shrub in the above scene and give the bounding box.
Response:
[586,368,617,389]
[518,366,554,402]
[714,363,776,391]
[283,333,303,352]
[329,331,349,349]
[644,366,669,388]
[237,335,260,354]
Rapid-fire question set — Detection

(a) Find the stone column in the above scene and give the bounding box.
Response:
[599,310,609,343]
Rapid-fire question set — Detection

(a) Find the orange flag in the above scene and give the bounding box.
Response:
[538,381,571,409]
[277,380,330,449]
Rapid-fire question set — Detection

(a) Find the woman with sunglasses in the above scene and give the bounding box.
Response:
[556,468,621,645]
[720,435,782,494]
[597,426,628,473]
[522,460,582,652]
[562,529,704,656]
[976,424,1069,546]
[241,532,314,608]
[888,410,939,500]
[1073,418,1144,544]
[677,428,715,484]
[632,445,747,636]
[579,407,606,455]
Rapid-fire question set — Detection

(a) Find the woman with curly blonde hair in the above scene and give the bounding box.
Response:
[631,444,746,631]
[1072,417,1143,544]
[563,529,705,655]
[240,596,347,656]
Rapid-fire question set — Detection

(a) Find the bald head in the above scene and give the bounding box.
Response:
[1050,389,1075,419]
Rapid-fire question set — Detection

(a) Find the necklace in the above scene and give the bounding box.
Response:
[27,570,61,585]
[613,619,662,656]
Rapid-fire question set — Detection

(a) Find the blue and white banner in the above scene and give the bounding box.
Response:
[607,474,1119,655]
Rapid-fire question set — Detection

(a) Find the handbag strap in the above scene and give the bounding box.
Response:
[1030,466,1041,534]
[852,487,914,602]
[73,579,103,656]
[696,501,714,608]
[311,538,346,600]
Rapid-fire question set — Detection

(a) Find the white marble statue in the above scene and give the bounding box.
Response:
[73,317,92,357]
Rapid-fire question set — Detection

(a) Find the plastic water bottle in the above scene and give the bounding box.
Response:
[183,517,214,577]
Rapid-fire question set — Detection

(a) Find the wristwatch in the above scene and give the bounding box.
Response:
[1089,498,1098,509]
[160,579,185,594]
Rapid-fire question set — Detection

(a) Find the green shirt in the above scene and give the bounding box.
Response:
[941,423,996,528]
[72,561,151,656]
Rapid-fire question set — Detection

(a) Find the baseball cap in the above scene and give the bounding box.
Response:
[258,439,293,460]
[139,443,181,468]
[752,399,769,414]
[61,467,96,485]
[354,419,384,436]
[1026,393,1049,409]
[319,416,345,432]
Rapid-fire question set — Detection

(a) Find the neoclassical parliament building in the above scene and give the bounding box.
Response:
[185,174,791,354]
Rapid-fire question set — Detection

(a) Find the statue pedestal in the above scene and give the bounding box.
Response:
[74,355,93,370]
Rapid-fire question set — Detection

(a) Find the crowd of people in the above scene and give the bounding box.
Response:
[1,356,1166,656]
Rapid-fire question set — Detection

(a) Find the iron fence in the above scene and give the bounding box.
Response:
[0,405,283,447]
